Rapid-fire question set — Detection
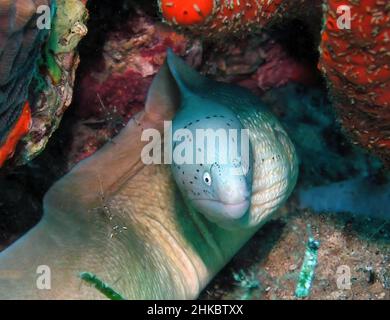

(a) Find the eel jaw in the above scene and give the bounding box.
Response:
[191,198,251,222]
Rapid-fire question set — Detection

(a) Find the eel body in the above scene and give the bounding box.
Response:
[0,51,298,299]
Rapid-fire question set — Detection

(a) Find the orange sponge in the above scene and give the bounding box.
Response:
[319,0,390,164]
[0,102,32,168]
[159,0,290,38]
[159,0,215,25]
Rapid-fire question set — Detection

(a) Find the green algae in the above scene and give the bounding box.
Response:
[295,234,320,298]
[79,272,125,300]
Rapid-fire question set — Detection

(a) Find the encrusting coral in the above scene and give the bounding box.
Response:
[0,0,88,168]
[158,0,320,38]
[0,0,51,167]
[319,0,390,165]
[18,0,88,165]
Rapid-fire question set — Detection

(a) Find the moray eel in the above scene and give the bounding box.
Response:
[168,50,298,229]
[169,50,253,228]
[0,50,298,299]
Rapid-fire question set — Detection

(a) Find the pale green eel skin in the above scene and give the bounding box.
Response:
[0,51,298,299]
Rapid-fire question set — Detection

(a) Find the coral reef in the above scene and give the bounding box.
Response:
[158,0,390,165]
[69,8,201,165]
[2,0,388,167]
[0,0,88,168]
[68,6,320,166]
[159,0,321,38]
[0,0,388,300]
[15,0,88,165]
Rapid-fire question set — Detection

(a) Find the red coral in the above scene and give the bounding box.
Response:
[319,0,390,164]
[159,0,214,25]
[159,0,315,38]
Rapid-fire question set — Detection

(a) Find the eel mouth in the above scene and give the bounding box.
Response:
[190,198,250,220]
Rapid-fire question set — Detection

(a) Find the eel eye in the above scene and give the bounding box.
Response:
[203,172,212,186]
